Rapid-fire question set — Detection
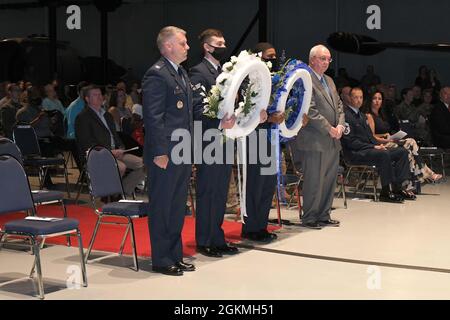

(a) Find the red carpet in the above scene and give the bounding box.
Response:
[0,204,280,258]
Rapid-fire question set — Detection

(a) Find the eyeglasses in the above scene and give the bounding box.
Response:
[317,56,333,63]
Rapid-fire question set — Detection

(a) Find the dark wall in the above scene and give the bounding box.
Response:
[0,0,449,89]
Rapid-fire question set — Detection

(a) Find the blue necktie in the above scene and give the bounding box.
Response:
[178,66,186,88]
[321,76,331,98]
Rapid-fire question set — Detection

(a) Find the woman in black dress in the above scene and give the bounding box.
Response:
[365,90,442,184]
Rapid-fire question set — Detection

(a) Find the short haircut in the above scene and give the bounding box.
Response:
[77,81,89,95]
[350,87,363,95]
[156,26,186,52]
[253,42,274,54]
[198,28,223,45]
[82,84,102,100]
[309,44,328,62]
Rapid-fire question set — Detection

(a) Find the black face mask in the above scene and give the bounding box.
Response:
[264,58,279,72]
[208,44,227,61]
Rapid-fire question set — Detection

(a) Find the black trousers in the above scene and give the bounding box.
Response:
[350,147,411,187]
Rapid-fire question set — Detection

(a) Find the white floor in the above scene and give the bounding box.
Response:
[1,181,450,300]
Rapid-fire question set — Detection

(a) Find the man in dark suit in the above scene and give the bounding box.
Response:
[142,26,195,276]
[341,87,414,202]
[430,86,450,148]
[75,85,145,197]
[290,44,344,230]
[189,28,238,257]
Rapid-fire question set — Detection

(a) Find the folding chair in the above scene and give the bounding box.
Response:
[0,155,87,299]
[342,157,379,201]
[0,138,71,246]
[13,125,71,198]
[84,145,148,271]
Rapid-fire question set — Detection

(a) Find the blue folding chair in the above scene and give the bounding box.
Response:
[0,155,87,299]
[0,138,71,246]
[13,125,71,198]
[85,145,148,271]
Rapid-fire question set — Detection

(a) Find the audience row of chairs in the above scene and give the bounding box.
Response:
[1,126,448,299]
[0,137,148,299]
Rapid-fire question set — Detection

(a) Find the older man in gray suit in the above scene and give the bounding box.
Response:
[290,44,345,229]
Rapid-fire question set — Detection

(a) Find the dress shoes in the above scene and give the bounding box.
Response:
[379,191,404,203]
[196,246,222,258]
[216,244,239,255]
[259,229,278,240]
[241,231,270,242]
[300,222,323,230]
[175,261,196,272]
[318,219,340,227]
[152,265,183,276]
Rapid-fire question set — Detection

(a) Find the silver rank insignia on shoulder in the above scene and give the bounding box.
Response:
[177,100,184,109]
[344,122,351,135]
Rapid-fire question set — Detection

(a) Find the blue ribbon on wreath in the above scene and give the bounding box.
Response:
[266,59,312,204]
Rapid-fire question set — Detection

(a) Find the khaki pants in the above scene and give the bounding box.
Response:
[116,153,145,196]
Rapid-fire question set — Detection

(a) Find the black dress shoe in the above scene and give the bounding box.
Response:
[216,244,239,255]
[318,219,340,227]
[379,191,404,203]
[152,265,183,276]
[259,229,278,240]
[196,246,222,258]
[396,190,416,200]
[300,222,323,229]
[241,231,269,242]
[175,261,196,272]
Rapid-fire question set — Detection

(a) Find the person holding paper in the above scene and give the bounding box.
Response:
[365,90,442,183]
[75,85,145,197]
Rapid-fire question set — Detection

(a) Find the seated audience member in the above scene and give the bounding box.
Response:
[339,86,352,107]
[415,65,432,90]
[116,80,134,111]
[65,81,89,139]
[75,85,145,197]
[411,85,423,107]
[365,90,442,184]
[16,86,79,187]
[360,65,381,92]
[108,88,132,132]
[0,83,23,139]
[430,86,450,149]
[341,87,415,203]
[42,83,65,114]
[395,87,425,140]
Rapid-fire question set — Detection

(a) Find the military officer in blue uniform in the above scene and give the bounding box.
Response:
[142,26,195,276]
[189,28,239,258]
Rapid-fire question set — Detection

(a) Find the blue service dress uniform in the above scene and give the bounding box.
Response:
[142,57,193,268]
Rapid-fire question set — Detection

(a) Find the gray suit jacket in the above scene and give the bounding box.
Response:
[291,72,345,152]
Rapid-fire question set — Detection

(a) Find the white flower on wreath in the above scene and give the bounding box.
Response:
[222,62,234,72]
[230,56,238,63]
[216,72,231,86]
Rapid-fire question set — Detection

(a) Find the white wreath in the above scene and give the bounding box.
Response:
[216,51,272,139]
[275,68,312,138]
